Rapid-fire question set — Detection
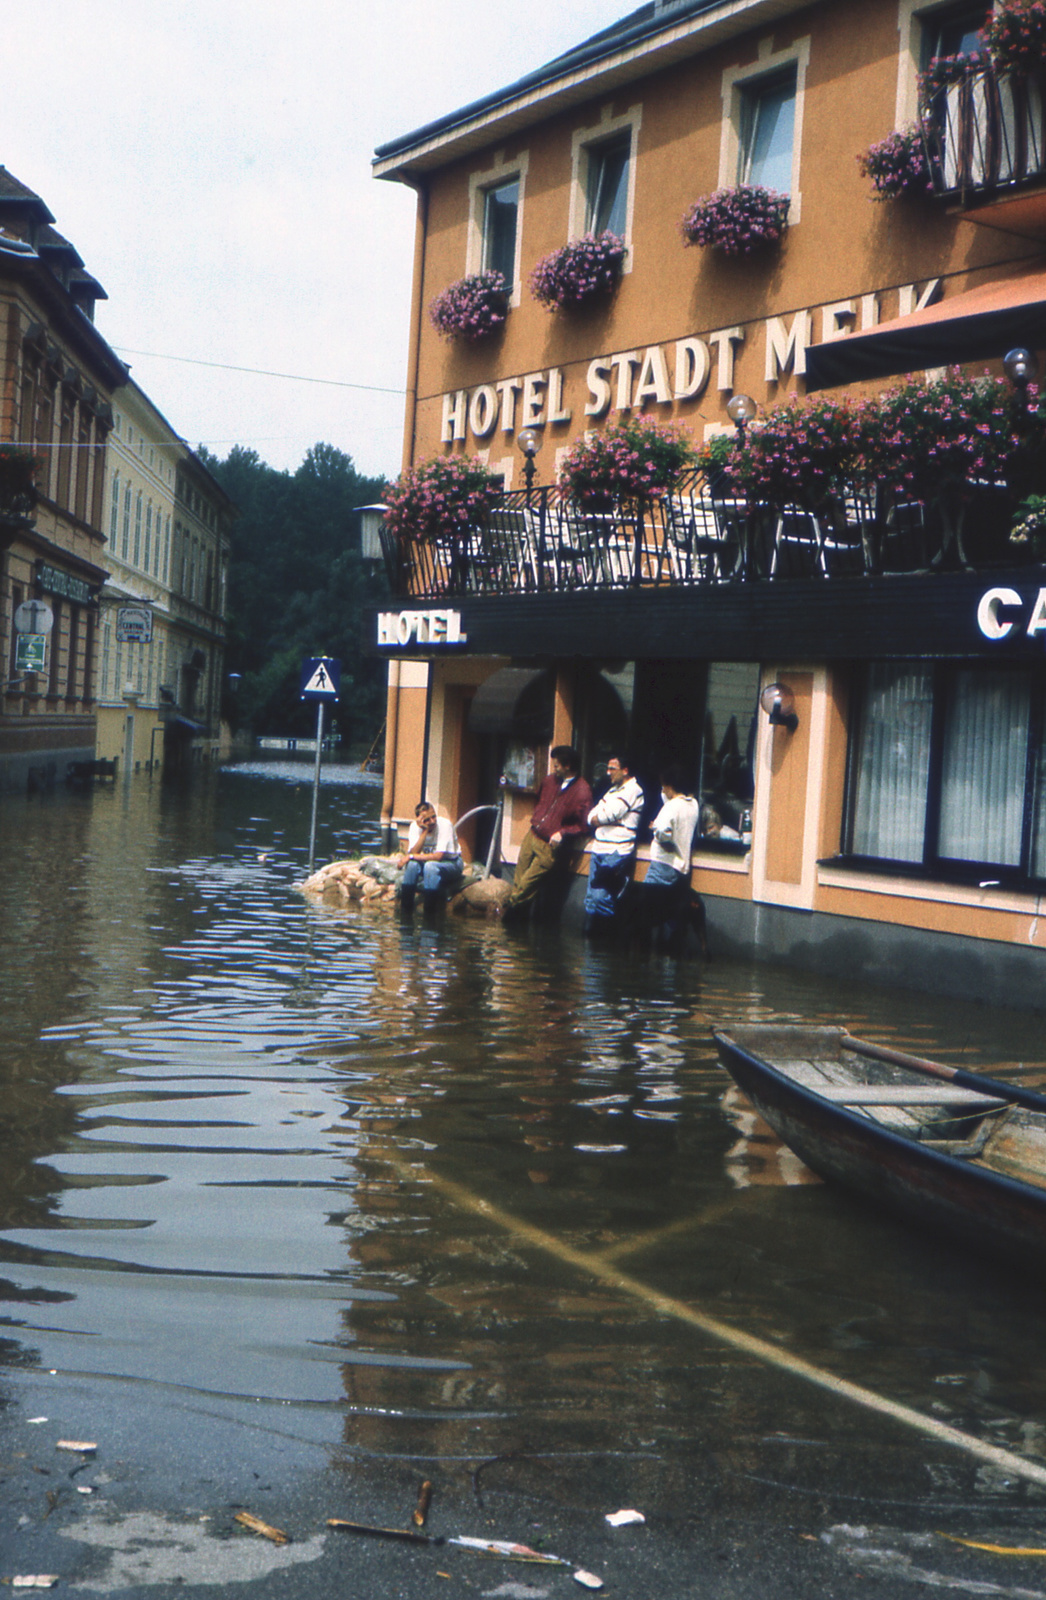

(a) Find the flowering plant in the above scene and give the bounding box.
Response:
[556,416,695,504]
[680,185,790,256]
[726,396,873,510]
[429,271,509,342]
[1009,492,1046,554]
[857,127,933,199]
[383,455,501,544]
[984,0,1046,74]
[919,49,989,100]
[529,232,626,311]
[875,372,1023,502]
[0,443,41,513]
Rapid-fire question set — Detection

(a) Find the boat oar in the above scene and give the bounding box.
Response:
[843,1034,1046,1114]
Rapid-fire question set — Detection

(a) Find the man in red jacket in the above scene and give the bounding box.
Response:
[501,746,593,925]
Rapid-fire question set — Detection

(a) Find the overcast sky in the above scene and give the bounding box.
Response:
[3,1,615,480]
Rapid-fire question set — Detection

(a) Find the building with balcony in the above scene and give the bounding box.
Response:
[0,167,126,794]
[371,0,1046,1007]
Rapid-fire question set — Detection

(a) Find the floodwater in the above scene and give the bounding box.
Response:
[4,761,1046,1590]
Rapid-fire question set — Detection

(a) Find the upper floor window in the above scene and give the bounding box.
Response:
[586,131,631,236]
[482,178,519,285]
[738,67,798,192]
[921,1,989,67]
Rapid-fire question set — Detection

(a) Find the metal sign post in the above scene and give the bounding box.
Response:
[300,657,340,872]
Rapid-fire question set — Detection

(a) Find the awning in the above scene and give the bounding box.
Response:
[467,667,553,739]
[805,266,1046,391]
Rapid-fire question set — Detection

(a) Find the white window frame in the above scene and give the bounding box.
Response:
[719,37,810,225]
[568,104,642,271]
[467,150,528,306]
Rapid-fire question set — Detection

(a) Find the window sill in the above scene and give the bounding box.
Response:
[818,857,1046,911]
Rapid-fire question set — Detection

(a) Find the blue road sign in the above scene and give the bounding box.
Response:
[300,657,340,700]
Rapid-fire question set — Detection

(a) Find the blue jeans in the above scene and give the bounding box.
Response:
[584,850,634,920]
[400,856,462,910]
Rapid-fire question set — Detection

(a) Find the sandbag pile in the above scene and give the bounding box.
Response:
[298,854,505,915]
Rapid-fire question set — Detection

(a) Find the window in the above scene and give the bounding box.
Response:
[586,131,631,236]
[739,67,797,192]
[845,661,1046,883]
[133,494,142,566]
[110,474,120,543]
[921,1,989,67]
[122,484,131,559]
[482,178,518,285]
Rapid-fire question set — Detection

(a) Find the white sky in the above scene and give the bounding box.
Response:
[3,1,616,480]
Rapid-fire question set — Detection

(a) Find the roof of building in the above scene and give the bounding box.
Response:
[373,0,798,177]
[0,165,56,222]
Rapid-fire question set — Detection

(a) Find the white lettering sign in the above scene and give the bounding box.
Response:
[376,610,467,648]
[976,586,1046,642]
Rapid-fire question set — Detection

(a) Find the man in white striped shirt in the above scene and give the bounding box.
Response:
[584,754,645,930]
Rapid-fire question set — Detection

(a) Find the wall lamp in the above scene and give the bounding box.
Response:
[358,504,388,562]
[1004,347,1038,415]
[760,682,798,732]
[517,427,543,500]
[727,392,759,437]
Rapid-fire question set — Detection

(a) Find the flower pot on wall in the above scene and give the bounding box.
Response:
[679,185,790,257]
[529,232,626,312]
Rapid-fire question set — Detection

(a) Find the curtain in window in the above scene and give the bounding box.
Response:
[938,669,1030,866]
[851,664,933,861]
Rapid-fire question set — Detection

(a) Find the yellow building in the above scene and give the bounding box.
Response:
[370,0,1046,1006]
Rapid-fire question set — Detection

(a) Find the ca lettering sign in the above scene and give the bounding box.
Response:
[977,587,1046,641]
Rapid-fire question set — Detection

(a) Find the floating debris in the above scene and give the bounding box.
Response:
[25,1419,48,1426]
[446,1537,567,1566]
[9,1578,59,1589]
[233,1512,288,1546]
[938,1531,1046,1557]
[413,1481,433,1528]
[605,1509,645,1527]
[573,1570,604,1589]
[327,1519,436,1546]
[55,1442,95,1455]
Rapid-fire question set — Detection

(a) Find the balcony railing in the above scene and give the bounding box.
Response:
[377,468,1036,601]
[922,63,1046,200]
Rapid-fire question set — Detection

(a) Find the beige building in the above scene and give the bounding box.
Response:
[370,0,1046,1007]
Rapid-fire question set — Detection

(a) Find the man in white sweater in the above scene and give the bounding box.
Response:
[584,754,645,929]
[638,764,700,947]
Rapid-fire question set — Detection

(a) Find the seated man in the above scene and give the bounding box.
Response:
[398,802,463,915]
[502,745,593,925]
[584,754,644,931]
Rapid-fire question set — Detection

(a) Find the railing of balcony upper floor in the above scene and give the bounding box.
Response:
[376,468,1042,601]
[922,61,1046,199]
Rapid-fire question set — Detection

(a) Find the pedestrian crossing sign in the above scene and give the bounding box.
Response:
[300,657,340,700]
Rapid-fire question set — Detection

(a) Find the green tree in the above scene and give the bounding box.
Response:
[201,443,388,746]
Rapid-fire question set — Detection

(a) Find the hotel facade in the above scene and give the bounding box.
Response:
[371,0,1046,1007]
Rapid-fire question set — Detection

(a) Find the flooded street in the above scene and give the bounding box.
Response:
[4,762,1046,1597]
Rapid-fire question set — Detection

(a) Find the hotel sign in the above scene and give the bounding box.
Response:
[37,562,95,606]
[377,609,467,647]
[438,279,941,449]
[977,586,1046,641]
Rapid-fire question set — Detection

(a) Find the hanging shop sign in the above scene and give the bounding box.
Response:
[438,279,941,448]
[116,604,154,643]
[376,609,467,647]
[36,562,95,606]
[15,633,47,672]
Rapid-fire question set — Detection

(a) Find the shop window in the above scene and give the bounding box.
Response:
[699,663,759,848]
[586,130,631,236]
[738,67,797,193]
[845,662,1046,884]
[482,177,519,286]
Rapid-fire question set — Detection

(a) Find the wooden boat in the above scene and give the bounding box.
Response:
[713,1023,1046,1267]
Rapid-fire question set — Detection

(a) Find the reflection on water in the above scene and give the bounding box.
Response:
[3,761,1046,1521]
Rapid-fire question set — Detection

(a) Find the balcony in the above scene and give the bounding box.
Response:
[923,63,1046,211]
[376,468,1038,602]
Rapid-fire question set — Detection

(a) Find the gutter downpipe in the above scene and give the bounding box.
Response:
[380,175,428,853]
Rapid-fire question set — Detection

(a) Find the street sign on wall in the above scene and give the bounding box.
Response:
[116,604,154,643]
[13,600,54,635]
[15,634,47,672]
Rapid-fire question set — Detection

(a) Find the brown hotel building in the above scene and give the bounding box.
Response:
[370,0,1046,1007]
